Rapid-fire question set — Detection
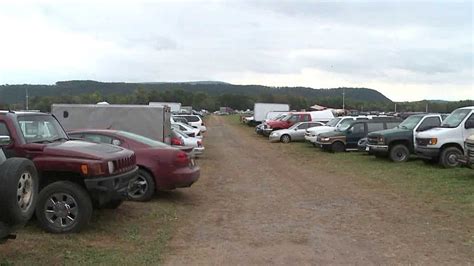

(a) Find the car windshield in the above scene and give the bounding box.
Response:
[326,118,341,127]
[17,115,68,143]
[116,131,169,148]
[281,114,292,121]
[440,109,471,128]
[336,120,354,131]
[398,115,423,130]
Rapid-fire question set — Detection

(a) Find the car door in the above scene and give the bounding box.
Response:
[462,113,474,142]
[293,123,309,140]
[346,123,366,149]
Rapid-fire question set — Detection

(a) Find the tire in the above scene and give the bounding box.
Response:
[128,169,155,202]
[0,158,38,226]
[280,134,291,143]
[35,181,92,234]
[389,144,410,163]
[102,199,123,209]
[439,147,463,168]
[331,142,345,153]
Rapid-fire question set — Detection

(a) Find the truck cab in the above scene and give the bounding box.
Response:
[415,106,474,168]
[367,114,443,162]
[0,111,138,233]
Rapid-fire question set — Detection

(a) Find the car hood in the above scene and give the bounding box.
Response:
[271,128,292,135]
[368,127,409,138]
[307,126,334,134]
[416,127,456,138]
[319,130,345,138]
[24,140,127,161]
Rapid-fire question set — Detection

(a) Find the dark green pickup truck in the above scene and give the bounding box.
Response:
[367,114,445,162]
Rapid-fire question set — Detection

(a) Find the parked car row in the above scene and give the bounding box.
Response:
[0,109,207,238]
[252,106,474,169]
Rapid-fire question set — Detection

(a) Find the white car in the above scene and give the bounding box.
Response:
[173,115,207,132]
[172,128,205,155]
[172,122,202,138]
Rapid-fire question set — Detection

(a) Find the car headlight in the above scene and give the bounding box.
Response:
[428,138,438,145]
[321,137,330,142]
[377,136,384,144]
[108,161,115,174]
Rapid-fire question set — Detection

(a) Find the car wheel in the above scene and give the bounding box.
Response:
[389,144,410,163]
[331,142,345,153]
[439,147,462,168]
[0,158,38,226]
[128,169,155,202]
[35,181,92,234]
[280,134,291,143]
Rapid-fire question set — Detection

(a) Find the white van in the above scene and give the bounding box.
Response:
[415,106,474,168]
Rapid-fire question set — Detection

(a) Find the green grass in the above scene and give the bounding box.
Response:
[229,114,474,218]
[0,194,179,265]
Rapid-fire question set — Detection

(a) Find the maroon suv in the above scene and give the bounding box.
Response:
[0,111,138,233]
[68,129,200,202]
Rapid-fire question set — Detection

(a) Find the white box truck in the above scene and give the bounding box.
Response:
[52,104,172,144]
[253,103,290,124]
[149,102,181,113]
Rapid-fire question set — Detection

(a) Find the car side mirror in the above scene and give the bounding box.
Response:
[0,136,11,146]
[112,139,122,146]
[465,120,474,129]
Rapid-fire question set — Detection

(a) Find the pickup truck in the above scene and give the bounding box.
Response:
[457,134,474,168]
[0,149,38,242]
[415,106,474,168]
[0,111,138,233]
[367,114,444,162]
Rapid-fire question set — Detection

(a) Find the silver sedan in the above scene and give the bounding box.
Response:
[269,122,324,143]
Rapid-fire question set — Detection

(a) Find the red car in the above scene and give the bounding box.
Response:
[68,129,200,202]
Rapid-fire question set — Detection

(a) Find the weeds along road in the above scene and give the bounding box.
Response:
[164,115,473,265]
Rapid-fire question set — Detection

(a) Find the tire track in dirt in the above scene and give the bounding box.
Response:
[163,116,473,265]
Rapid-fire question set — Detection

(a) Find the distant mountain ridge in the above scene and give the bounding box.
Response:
[0,80,392,105]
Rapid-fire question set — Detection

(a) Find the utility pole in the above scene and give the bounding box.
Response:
[25,88,29,110]
[425,103,428,113]
[342,88,345,110]
[394,103,397,112]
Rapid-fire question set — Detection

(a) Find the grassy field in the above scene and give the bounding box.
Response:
[0,191,181,265]
[231,115,474,219]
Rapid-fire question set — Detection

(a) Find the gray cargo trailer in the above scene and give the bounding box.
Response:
[52,104,172,144]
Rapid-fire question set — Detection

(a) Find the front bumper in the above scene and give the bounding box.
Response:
[367,144,389,152]
[415,146,440,159]
[268,134,281,142]
[315,140,332,149]
[84,166,138,206]
[456,155,474,166]
[262,128,273,136]
[305,135,317,143]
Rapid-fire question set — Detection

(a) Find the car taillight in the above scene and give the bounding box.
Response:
[171,137,183,146]
[174,151,189,166]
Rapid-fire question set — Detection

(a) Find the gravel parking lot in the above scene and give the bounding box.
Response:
[164,115,473,265]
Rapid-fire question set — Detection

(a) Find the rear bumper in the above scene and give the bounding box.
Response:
[415,146,440,159]
[193,147,205,156]
[84,167,138,206]
[159,166,201,190]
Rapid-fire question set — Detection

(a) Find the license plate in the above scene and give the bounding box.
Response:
[365,147,369,151]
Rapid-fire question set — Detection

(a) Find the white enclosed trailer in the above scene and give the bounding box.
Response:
[254,103,290,122]
[149,102,182,113]
[52,104,172,144]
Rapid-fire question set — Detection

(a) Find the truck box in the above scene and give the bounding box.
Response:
[52,104,172,144]
[149,102,181,113]
[254,103,290,122]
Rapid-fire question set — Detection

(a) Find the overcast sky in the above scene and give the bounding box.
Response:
[0,0,472,101]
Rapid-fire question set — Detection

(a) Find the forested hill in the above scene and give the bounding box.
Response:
[0,80,392,105]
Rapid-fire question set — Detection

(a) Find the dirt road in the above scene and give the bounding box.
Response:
[164,116,473,265]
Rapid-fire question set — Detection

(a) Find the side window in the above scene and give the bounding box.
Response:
[308,122,321,128]
[367,122,384,132]
[465,114,474,129]
[289,115,298,123]
[68,133,83,139]
[350,123,365,134]
[417,117,441,131]
[297,123,308,130]
[179,125,186,131]
[83,134,113,144]
[304,115,311,122]
[0,122,12,145]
